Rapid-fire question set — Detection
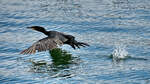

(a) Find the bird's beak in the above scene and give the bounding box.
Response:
[27,27,35,30]
[27,27,31,29]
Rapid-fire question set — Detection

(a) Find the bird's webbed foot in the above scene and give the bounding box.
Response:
[72,42,89,49]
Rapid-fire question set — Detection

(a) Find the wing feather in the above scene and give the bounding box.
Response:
[20,37,63,54]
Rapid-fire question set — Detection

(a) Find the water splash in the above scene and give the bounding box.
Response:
[112,44,129,60]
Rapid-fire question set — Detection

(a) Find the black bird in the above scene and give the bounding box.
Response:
[20,26,89,54]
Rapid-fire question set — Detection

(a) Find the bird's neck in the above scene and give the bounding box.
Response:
[41,30,49,35]
[36,29,49,36]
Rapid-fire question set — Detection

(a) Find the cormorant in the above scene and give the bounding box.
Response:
[20,26,89,54]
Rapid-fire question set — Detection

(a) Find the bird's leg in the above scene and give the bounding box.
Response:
[70,43,76,49]
[64,35,89,49]
[73,40,89,49]
[74,43,80,49]
[76,42,90,47]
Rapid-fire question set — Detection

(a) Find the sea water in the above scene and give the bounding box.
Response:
[0,0,150,84]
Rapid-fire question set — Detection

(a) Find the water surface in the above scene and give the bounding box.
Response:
[0,0,150,84]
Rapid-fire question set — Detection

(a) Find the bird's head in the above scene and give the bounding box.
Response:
[27,26,46,32]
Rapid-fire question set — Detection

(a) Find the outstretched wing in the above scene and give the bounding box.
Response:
[20,37,63,54]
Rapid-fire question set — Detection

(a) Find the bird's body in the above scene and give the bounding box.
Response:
[20,26,89,54]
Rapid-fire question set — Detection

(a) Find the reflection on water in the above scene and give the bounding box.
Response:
[50,48,73,66]
[28,48,80,78]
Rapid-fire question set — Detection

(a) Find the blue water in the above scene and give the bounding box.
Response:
[1,0,150,84]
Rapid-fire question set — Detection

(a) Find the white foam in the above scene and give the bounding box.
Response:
[112,43,128,59]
